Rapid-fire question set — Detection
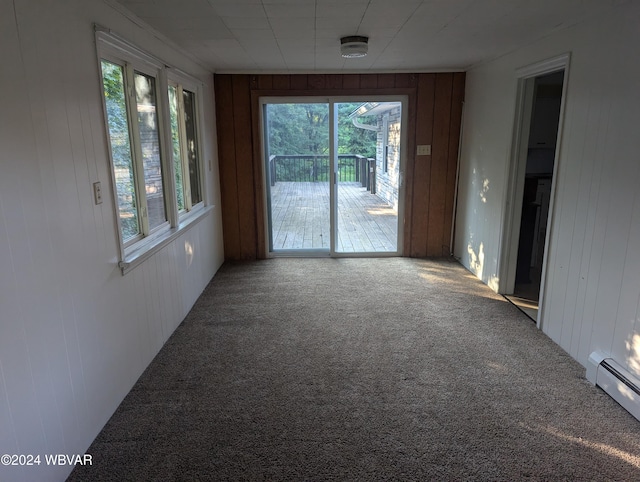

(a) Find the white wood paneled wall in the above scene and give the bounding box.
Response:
[455,3,640,379]
[0,1,224,481]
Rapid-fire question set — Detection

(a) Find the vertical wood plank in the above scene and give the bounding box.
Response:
[308,74,326,90]
[427,73,454,256]
[342,74,360,89]
[272,74,290,90]
[232,75,257,259]
[359,74,378,89]
[377,74,395,89]
[214,74,241,260]
[325,74,343,90]
[443,72,465,256]
[290,74,308,90]
[258,75,273,90]
[394,73,416,88]
[410,74,435,257]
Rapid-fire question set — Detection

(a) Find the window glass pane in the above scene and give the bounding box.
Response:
[183,89,202,205]
[168,86,185,211]
[134,72,166,230]
[100,60,140,241]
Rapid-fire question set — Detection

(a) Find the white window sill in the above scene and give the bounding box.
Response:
[118,205,213,275]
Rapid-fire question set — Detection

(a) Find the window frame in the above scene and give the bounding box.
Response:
[96,28,209,274]
[166,70,206,218]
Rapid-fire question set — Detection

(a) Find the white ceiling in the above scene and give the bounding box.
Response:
[112,0,625,73]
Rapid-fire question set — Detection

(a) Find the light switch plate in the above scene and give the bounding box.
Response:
[93,182,103,205]
[417,144,431,156]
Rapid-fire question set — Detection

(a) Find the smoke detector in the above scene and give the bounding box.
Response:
[340,36,368,58]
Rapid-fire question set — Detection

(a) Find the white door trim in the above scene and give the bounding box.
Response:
[498,53,571,330]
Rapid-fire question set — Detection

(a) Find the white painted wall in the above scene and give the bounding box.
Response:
[0,1,224,480]
[455,2,640,379]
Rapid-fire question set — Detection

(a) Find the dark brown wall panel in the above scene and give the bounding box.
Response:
[257,75,273,90]
[290,75,308,90]
[342,74,360,89]
[377,74,396,89]
[410,74,435,257]
[214,72,465,261]
[359,74,378,89]
[308,74,326,90]
[272,75,290,90]
[394,73,416,89]
[325,74,343,90]
[427,74,453,256]
[214,75,241,259]
[231,75,257,259]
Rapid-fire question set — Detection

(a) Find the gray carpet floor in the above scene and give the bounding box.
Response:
[68,258,640,481]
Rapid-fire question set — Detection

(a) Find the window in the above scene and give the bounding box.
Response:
[97,30,206,272]
[168,83,202,212]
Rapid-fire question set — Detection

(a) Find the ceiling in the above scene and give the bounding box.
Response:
[112,0,624,73]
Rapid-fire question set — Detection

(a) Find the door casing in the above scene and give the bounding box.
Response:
[498,53,570,328]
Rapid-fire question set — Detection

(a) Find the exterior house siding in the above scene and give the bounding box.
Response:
[375,106,402,210]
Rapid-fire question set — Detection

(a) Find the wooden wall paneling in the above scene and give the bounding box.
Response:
[326,74,343,90]
[359,74,378,89]
[290,74,308,90]
[231,75,257,259]
[258,75,273,90]
[377,74,396,89]
[342,74,360,89]
[215,72,465,260]
[410,74,435,257]
[442,72,466,257]
[394,73,417,89]
[308,74,326,90]
[214,75,241,259]
[251,90,266,257]
[272,74,290,90]
[427,74,454,256]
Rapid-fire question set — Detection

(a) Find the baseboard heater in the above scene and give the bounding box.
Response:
[587,351,640,422]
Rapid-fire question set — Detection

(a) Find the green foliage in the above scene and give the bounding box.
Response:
[266,103,376,158]
[101,60,139,240]
[168,86,185,211]
[267,103,329,155]
[337,103,376,158]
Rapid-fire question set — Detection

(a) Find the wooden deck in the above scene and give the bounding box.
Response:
[269,181,398,252]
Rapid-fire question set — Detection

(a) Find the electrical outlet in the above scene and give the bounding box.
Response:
[417,144,431,156]
[93,181,103,205]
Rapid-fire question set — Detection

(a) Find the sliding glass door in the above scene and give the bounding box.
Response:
[262,98,404,256]
[263,102,331,253]
[335,102,401,253]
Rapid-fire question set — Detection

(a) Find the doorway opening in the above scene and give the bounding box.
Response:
[503,58,568,323]
[261,98,406,257]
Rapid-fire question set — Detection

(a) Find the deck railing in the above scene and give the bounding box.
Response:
[269,154,375,187]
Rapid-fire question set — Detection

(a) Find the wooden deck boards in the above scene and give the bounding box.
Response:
[270,182,398,252]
